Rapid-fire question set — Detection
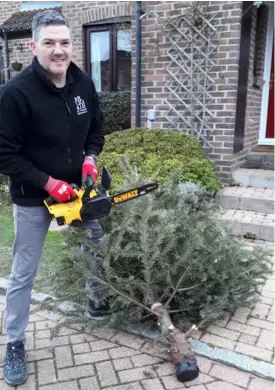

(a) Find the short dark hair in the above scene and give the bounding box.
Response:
[32,9,70,41]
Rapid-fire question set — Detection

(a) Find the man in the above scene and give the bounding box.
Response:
[0,10,108,386]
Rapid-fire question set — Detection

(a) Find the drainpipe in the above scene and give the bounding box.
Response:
[3,30,10,80]
[135,1,142,128]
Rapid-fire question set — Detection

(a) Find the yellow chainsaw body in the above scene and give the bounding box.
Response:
[44,188,97,225]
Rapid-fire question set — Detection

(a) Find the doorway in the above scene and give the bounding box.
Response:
[259,4,274,145]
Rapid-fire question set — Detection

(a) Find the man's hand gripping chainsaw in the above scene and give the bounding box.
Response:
[44,168,158,226]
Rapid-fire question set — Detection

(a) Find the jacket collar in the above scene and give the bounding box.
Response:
[32,56,82,92]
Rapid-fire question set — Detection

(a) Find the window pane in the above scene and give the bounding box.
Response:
[117,29,131,91]
[90,31,110,92]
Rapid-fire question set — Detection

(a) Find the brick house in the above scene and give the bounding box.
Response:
[0,1,274,183]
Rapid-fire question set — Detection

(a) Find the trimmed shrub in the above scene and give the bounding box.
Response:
[99,91,131,134]
[97,128,221,192]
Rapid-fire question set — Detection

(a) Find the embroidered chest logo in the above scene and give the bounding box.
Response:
[74,96,87,115]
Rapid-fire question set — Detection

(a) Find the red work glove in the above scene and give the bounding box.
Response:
[82,156,98,185]
[44,177,76,202]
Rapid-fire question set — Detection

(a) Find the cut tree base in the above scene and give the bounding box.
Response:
[151,302,200,383]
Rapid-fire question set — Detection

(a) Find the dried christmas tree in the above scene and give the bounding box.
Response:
[47,168,272,383]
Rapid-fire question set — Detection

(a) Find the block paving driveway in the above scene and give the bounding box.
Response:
[0,294,273,390]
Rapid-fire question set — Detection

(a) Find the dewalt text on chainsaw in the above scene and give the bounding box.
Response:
[44,167,158,226]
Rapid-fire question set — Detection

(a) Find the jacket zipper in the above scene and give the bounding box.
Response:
[62,94,72,167]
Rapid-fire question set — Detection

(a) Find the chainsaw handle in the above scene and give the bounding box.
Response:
[44,183,79,206]
[86,174,94,187]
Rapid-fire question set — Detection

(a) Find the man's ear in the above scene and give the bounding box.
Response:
[30,40,37,56]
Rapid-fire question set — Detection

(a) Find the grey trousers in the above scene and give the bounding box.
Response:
[4,204,103,344]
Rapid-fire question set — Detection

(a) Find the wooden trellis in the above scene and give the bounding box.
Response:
[164,7,219,147]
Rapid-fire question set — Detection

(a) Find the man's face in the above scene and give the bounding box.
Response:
[30,24,72,78]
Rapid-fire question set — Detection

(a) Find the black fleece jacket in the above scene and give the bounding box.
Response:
[0,57,104,206]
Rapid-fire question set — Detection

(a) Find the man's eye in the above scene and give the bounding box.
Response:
[44,42,52,46]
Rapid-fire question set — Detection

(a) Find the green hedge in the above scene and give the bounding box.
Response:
[99,91,131,134]
[97,128,221,192]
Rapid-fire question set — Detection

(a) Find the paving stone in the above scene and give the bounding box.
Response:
[35,329,51,339]
[35,319,56,329]
[58,364,94,381]
[25,333,35,351]
[246,318,274,331]
[69,333,97,344]
[200,334,236,350]
[54,326,79,336]
[231,307,252,324]
[38,359,57,385]
[118,366,156,383]
[72,342,90,354]
[226,321,261,337]
[27,348,54,362]
[109,346,140,359]
[251,303,270,320]
[91,327,117,340]
[105,384,143,390]
[213,313,231,327]
[26,322,35,332]
[111,332,145,350]
[131,353,162,367]
[206,325,240,341]
[161,375,187,389]
[141,341,169,359]
[263,281,275,293]
[267,312,274,322]
[113,357,133,371]
[238,334,257,346]
[74,350,109,365]
[196,356,213,374]
[96,361,119,386]
[155,362,175,376]
[248,377,274,390]
[79,377,100,390]
[0,380,14,389]
[27,361,35,375]
[16,374,37,389]
[40,381,78,390]
[235,341,272,362]
[55,345,74,368]
[35,310,63,322]
[183,373,214,388]
[209,363,250,387]
[89,339,117,351]
[207,382,244,390]
[260,289,274,299]
[36,336,70,349]
[29,314,45,322]
[142,378,165,390]
[256,329,274,351]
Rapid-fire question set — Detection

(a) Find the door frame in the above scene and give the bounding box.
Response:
[258,3,274,145]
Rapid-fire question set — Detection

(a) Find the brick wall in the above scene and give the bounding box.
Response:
[130,1,246,182]
[130,1,271,183]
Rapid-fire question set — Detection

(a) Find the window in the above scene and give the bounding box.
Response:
[85,22,131,92]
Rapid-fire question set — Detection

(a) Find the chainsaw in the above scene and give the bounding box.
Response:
[44,167,158,226]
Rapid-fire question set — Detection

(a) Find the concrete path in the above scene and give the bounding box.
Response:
[0,295,274,390]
